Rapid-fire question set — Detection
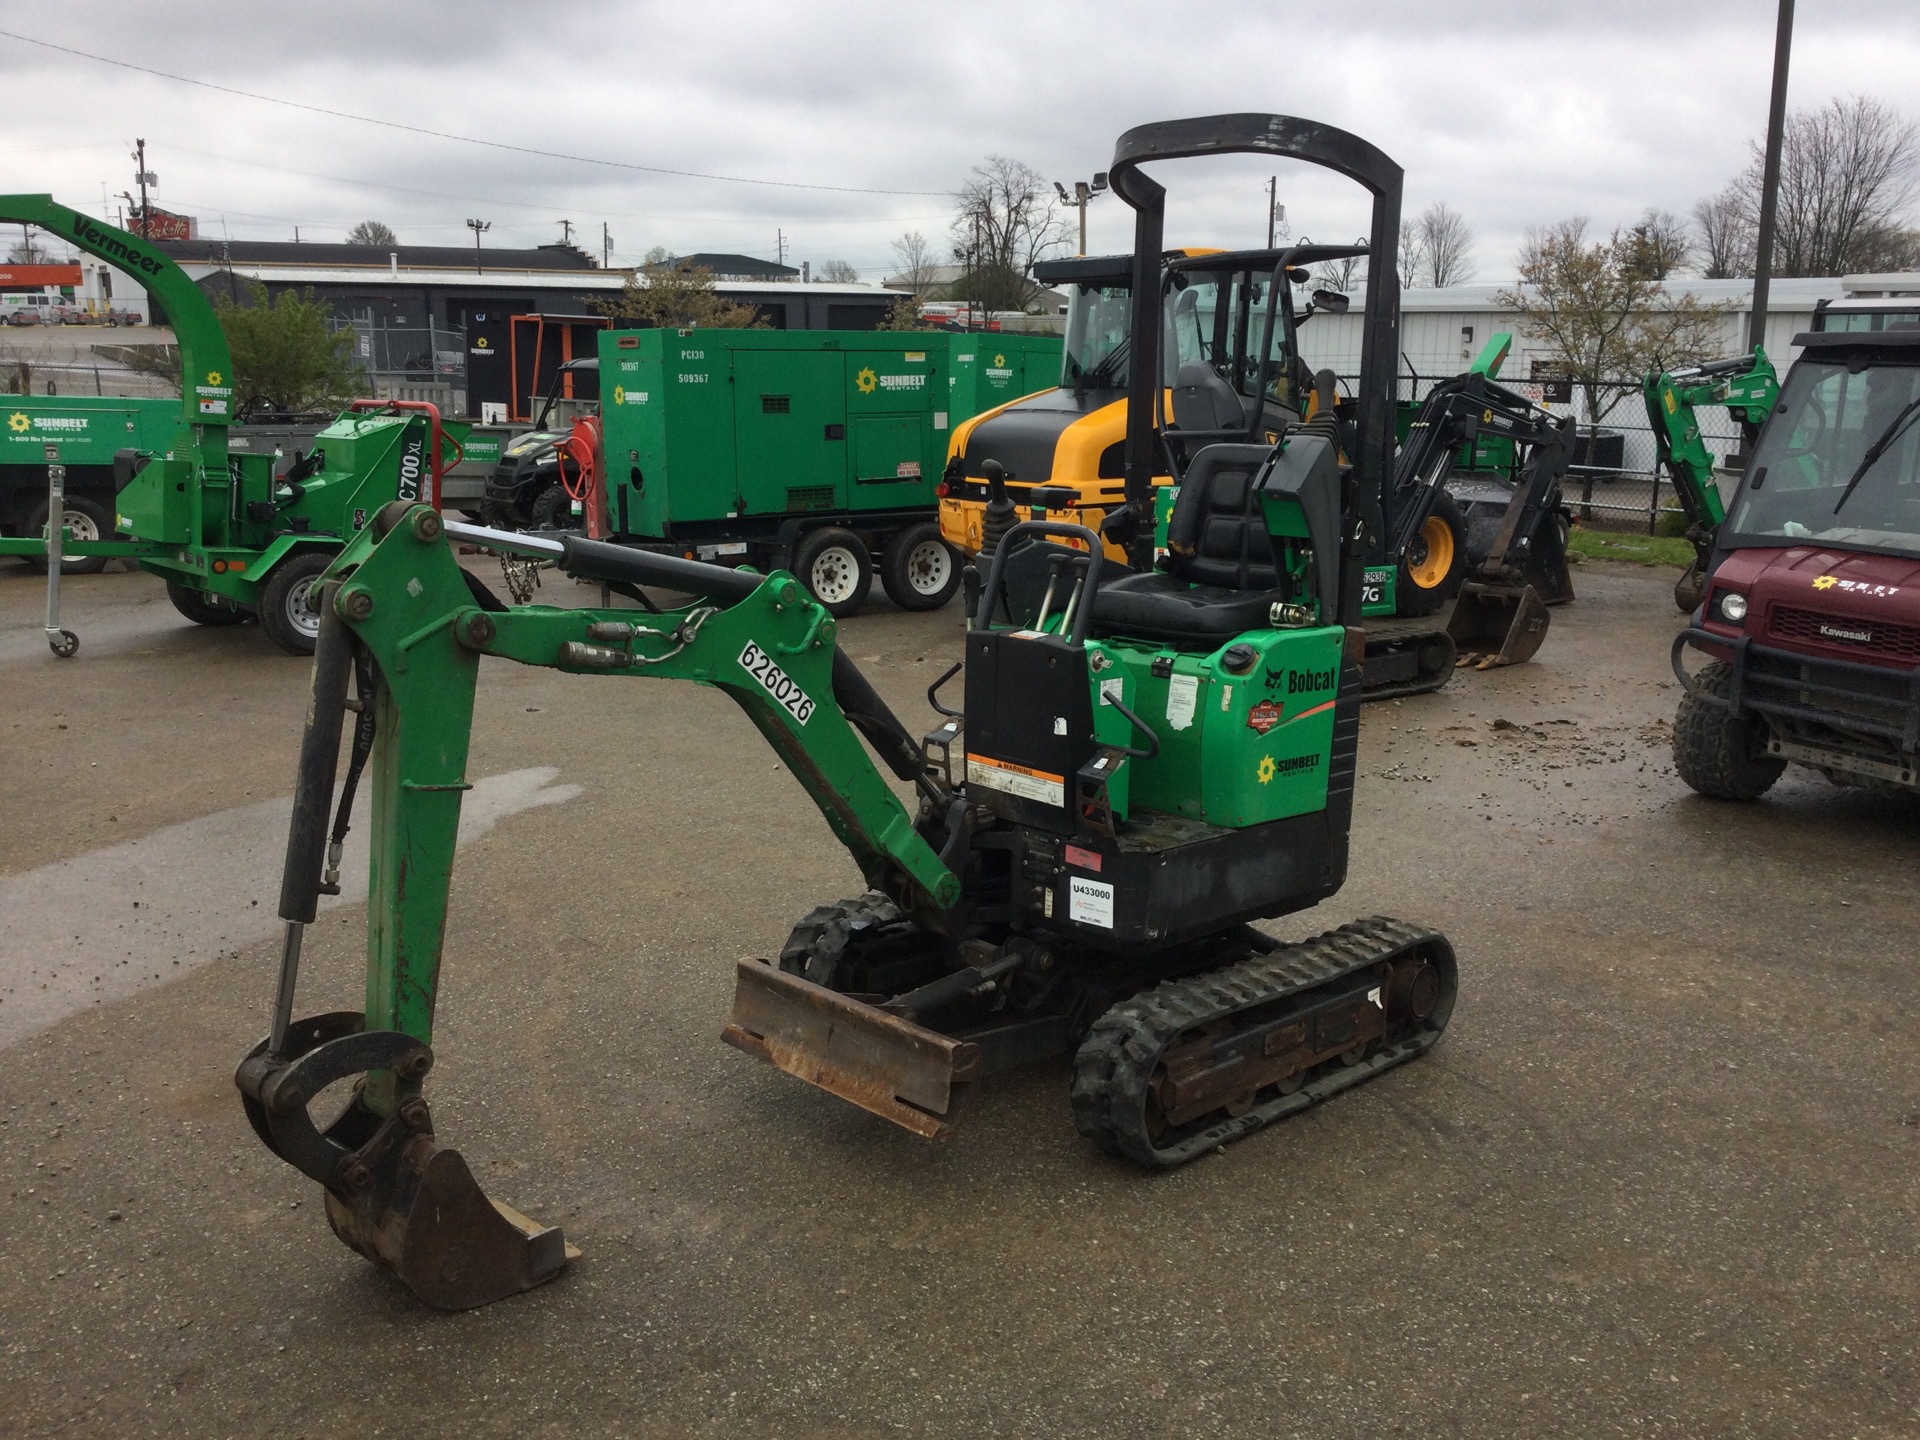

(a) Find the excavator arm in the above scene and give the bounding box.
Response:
[1644,348,1779,606]
[235,503,959,1308]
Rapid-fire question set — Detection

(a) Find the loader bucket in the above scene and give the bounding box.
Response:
[722,959,980,1139]
[1448,581,1551,668]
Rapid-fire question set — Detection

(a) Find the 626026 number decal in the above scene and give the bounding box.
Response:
[739,641,815,724]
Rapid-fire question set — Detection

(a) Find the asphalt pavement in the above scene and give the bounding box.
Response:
[0,553,1915,1439]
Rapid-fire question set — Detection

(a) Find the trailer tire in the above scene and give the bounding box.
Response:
[793,527,873,617]
[166,580,251,627]
[1673,660,1784,801]
[26,494,114,576]
[880,523,961,610]
[259,552,332,656]
[1395,489,1466,618]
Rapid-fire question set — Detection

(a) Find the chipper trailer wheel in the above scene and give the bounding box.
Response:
[166,580,252,627]
[259,552,332,656]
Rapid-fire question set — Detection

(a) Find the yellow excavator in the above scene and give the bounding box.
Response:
[937,250,1573,697]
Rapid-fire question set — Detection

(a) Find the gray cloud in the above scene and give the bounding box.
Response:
[5,2,1918,278]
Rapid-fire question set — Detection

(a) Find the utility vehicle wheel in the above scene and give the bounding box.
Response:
[166,580,251,627]
[530,484,578,532]
[1673,660,1784,800]
[26,494,113,575]
[793,528,873,618]
[880,523,961,611]
[259,552,332,656]
[1395,489,1466,618]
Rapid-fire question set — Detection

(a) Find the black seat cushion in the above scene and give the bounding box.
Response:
[1171,361,1247,434]
[1164,444,1280,590]
[1091,571,1287,643]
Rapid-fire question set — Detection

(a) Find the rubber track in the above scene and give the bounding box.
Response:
[1359,629,1456,702]
[1070,915,1456,1168]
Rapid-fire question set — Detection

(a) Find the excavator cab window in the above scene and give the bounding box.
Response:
[1062,284,1133,390]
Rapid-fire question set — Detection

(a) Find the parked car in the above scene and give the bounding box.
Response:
[5,308,43,327]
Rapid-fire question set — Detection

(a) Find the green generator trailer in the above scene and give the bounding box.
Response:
[1,395,179,573]
[592,327,1061,614]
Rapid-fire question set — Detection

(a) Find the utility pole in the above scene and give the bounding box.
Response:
[1748,0,1794,353]
[466,217,490,273]
[557,218,574,247]
[602,222,613,268]
[1053,174,1109,257]
[1266,176,1277,248]
[776,229,788,267]
[130,138,154,239]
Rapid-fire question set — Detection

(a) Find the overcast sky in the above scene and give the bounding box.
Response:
[3,2,1918,284]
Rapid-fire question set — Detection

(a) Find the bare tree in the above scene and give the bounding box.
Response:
[594,261,765,330]
[1411,202,1475,287]
[7,224,51,264]
[951,156,1071,313]
[1692,183,1755,278]
[1623,208,1692,279]
[1313,249,1366,293]
[1398,220,1425,287]
[1498,217,1732,424]
[345,220,398,247]
[817,259,860,284]
[890,230,940,297]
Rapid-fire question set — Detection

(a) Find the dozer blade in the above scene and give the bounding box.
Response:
[722,958,980,1139]
[323,1133,577,1312]
[1448,580,1551,668]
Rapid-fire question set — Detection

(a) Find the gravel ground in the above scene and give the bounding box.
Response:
[0,554,1915,1439]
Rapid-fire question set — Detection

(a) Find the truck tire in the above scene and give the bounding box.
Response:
[26,494,114,576]
[793,527,873,618]
[1673,660,1784,800]
[1395,489,1466,618]
[258,552,332,656]
[166,580,251,627]
[880,523,961,611]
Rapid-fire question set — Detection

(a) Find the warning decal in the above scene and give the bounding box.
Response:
[967,753,1065,807]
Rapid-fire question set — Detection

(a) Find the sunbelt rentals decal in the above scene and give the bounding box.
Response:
[7,412,91,440]
[855,365,929,395]
[193,369,232,418]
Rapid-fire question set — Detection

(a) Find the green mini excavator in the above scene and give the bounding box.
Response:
[236,114,1459,1311]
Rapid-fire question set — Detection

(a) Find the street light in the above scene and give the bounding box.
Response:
[1052,173,1109,257]
[466,217,490,273]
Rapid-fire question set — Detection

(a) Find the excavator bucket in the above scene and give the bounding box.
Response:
[1448,580,1551,668]
[322,1135,575,1311]
[236,1015,576,1311]
[722,959,980,1139]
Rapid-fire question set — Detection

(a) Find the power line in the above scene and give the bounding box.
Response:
[0,27,950,198]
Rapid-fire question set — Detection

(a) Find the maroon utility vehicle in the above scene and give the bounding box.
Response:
[1673,328,1920,799]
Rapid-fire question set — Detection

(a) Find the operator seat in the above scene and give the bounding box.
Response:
[1170,361,1247,434]
[1090,442,1295,644]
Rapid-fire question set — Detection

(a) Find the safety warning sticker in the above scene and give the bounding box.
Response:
[1166,672,1197,730]
[967,754,1065,807]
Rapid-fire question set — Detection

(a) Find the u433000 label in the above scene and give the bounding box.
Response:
[739,641,815,724]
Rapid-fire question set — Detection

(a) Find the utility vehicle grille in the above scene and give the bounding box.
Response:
[1770,606,1920,663]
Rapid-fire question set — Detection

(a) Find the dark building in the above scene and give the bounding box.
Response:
[156,240,895,417]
